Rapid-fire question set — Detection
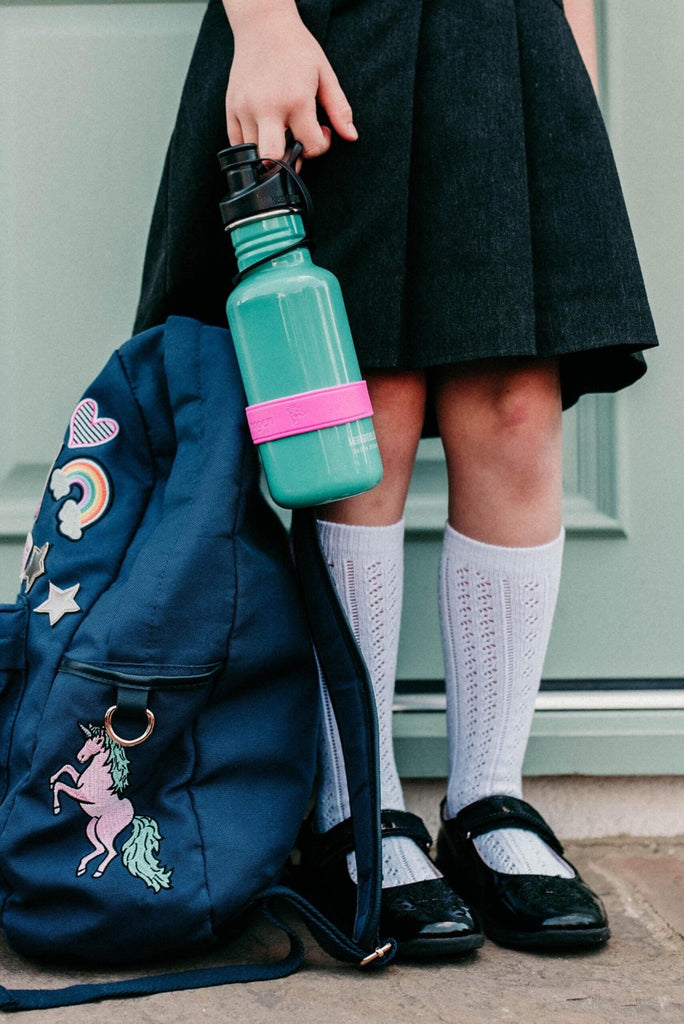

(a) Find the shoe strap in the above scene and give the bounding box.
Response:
[450,796,565,856]
[301,810,433,869]
[379,809,432,851]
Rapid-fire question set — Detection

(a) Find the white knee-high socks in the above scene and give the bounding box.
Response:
[314,518,439,886]
[313,517,573,885]
[439,523,573,877]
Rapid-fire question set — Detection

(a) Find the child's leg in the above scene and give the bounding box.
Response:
[315,369,440,884]
[434,358,572,876]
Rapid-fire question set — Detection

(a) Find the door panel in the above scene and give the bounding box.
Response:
[1,2,682,693]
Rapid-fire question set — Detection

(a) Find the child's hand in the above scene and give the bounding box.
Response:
[224,0,357,160]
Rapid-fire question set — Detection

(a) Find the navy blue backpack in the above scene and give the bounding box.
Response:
[0,317,393,1011]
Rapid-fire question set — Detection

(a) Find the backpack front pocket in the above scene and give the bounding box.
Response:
[0,659,221,964]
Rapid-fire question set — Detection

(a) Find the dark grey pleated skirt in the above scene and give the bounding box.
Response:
[134,0,658,410]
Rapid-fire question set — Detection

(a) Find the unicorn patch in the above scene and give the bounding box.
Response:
[50,722,173,892]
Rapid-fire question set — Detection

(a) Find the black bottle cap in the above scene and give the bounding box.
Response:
[218,138,310,228]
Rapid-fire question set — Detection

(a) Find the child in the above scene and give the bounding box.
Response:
[135,0,658,955]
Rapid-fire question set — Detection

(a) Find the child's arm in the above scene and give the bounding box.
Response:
[563,0,599,94]
[222,0,357,159]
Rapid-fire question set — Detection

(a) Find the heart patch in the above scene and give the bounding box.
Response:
[68,399,120,449]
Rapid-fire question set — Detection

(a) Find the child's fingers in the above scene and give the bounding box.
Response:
[226,112,245,147]
[257,118,288,160]
[228,105,258,149]
[289,100,332,159]
[317,64,357,142]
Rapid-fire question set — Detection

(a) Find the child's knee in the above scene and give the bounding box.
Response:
[489,361,561,440]
[437,358,561,443]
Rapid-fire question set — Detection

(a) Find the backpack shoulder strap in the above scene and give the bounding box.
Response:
[290,508,383,951]
[0,893,394,1012]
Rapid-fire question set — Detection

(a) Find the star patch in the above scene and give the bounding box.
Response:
[21,541,50,593]
[34,582,81,627]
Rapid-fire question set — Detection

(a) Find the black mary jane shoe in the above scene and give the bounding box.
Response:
[295,809,484,959]
[435,795,610,950]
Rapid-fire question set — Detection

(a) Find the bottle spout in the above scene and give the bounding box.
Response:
[218,134,311,230]
[218,143,260,193]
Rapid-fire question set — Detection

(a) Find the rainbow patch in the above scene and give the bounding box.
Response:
[49,458,112,541]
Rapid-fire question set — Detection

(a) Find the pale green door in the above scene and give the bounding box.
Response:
[1,1,682,776]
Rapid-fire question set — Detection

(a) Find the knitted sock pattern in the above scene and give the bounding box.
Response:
[315,518,439,885]
[440,524,573,877]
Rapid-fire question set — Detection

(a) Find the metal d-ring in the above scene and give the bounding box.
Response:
[104,705,155,747]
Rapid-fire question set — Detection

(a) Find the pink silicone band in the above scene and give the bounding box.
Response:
[246,381,374,444]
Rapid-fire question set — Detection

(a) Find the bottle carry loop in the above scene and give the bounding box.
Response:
[232,235,310,286]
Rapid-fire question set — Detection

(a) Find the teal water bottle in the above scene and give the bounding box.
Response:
[218,141,383,509]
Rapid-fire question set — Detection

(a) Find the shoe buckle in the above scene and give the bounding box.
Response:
[359,942,393,967]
